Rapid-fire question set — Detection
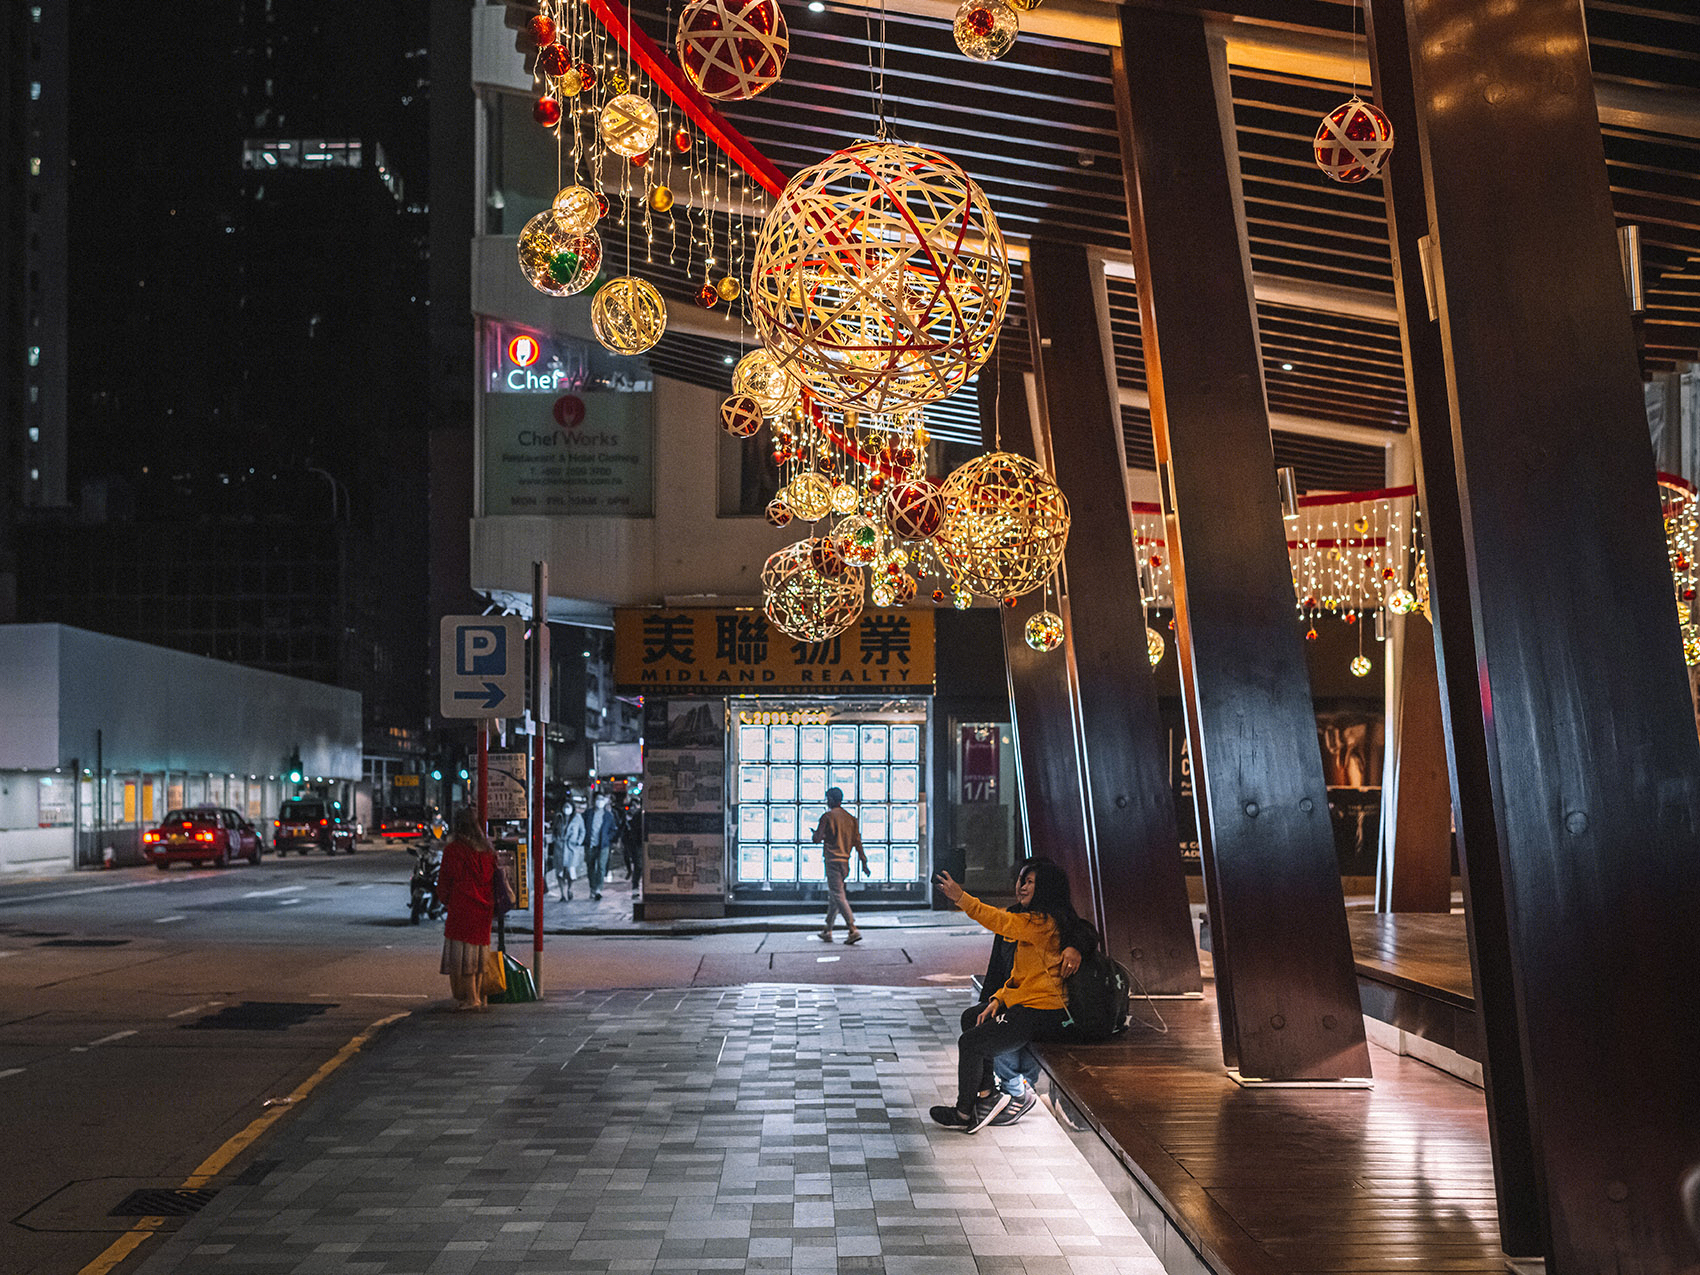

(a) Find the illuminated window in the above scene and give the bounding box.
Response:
[30,82,41,101]
[29,157,41,176]
[27,427,39,442]
[27,346,40,367]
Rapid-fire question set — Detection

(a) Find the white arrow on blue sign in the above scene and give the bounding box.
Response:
[439,615,526,719]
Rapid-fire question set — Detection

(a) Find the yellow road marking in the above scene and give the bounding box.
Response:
[76,1011,409,1275]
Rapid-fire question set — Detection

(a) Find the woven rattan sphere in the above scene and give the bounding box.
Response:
[750,140,1011,413]
[591,277,667,354]
[937,452,1070,599]
[1314,97,1393,184]
[551,184,601,234]
[678,0,788,101]
[599,94,660,159]
[762,539,865,642]
[517,214,601,296]
[732,349,799,415]
[883,476,945,541]
[720,394,763,438]
[788,471,834,522]
[1024,610,1063,652]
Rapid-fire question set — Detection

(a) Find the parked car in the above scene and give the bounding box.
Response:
[144,806,263,869]
[378,804,446,842]
[274,797,357,855]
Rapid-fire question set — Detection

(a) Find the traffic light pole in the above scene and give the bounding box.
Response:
[530,561,550,997]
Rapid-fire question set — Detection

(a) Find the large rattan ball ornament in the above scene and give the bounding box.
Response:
[552,184,601,234]
[720,394,763,438]
[1314,97,1394,184]
[762,539,865,642]
[883,476,946,541]
[591,276,667,354]
[677,0,788,101]
[811,538,850,578]
[1146,626,1165,667]
[788,471,834,522]
[1024,610,1064,652]
[517,213,601,296]
[832,514,883,565]
[732,349,799,415]
[954,0,1018,61]
[938,452,1070,599]
[750,140,1011,413]
[599,94,660,159]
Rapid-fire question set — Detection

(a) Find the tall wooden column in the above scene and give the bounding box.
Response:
[1373,0,1700,1268]
[1023,239,1202,995]
[1364,0,1540,1252]
[1113,6,1369,1080]
[977,362,1093,904]
[1378,615,1453,913]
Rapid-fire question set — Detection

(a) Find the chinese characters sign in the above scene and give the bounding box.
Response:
[614,609,936,693]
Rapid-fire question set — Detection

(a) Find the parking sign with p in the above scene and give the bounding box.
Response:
[440,615,525,718]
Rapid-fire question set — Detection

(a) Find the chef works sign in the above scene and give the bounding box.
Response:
[483,390,654,516]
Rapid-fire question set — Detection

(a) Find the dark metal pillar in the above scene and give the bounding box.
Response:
[1022,239,1201,994]
[1372,0,1700,1267]
[976,362,1093,909]
[1113,5,1370,1080]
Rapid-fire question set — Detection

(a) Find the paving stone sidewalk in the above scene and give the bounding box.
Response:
[134,985,1163,1275]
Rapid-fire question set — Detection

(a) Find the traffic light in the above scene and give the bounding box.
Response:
[431,769,443,781]
[286,747,304,785]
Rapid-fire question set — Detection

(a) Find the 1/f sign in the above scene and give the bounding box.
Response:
[960,725,1000,803]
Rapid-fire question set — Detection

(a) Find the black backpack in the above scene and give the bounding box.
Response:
[1065,952,1133,1041]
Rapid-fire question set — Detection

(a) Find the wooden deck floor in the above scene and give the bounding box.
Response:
[1038,972,1506,1275]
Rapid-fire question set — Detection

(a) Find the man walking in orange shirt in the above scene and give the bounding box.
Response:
[811,786,869,944]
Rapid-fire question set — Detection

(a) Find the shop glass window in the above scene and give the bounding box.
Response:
[891,725,921,762]
[798,766,828,802]
[798,726,828,762]
[768,725,797,762]
[768,842,798,881]
[859,725,888,762]
[828,725,859,762]
[769,766,798,801]
[738,765,767,803]
[862,767,889,802]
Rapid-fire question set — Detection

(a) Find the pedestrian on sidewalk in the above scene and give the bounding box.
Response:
[546,801,570,902]
[438,808,498,1010]
[812,786,869,944]
[560,796,587,901]
[586,792,615,901]
[962,858,1095,1127]
[621,801,644,886]
[929,862,1078,1132]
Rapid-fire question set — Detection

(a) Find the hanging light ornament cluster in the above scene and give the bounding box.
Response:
[1663,477,1700,666]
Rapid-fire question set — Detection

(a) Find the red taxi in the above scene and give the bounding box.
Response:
[378,804,445,842]
[144,806,264,869]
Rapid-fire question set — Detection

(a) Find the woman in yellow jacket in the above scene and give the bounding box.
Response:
[931,861,1079,1132]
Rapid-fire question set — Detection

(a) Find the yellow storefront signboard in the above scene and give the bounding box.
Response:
[615,608,935,694]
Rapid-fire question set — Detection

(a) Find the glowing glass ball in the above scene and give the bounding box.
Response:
[696,283,720,309]
[937,451,1070,599]
[533,97,562,127]
[537,42,571,78]
[527,15,557,45]
[590,276,667,354]
[720,394,764,438]
[1146,626,1165,667]
[553,68,583,98]
[762,538,865,642]
[765,498,793,528]
[598,94,660,159]
[1314,97,1394,184]
[954,0,1018,61]
[732,349,799,415]
[552,185,600,234]
[788,471,834,522]
[673,128,693,154]
[832,514,882,565]
[1387,587,1417,615]
[750,140,1011,413]
[677,0,789,101]
[830,483,860,515]
[1025,610,1064,652]
[716,275,742,302]
[953,588,973,610]
[883,476,946,541]
[871,578,896,608]
[517,214,601,296]
[648,185,675,213]
[1350,655,1373,678]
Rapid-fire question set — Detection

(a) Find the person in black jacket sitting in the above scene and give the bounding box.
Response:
[961,857,1098,1126]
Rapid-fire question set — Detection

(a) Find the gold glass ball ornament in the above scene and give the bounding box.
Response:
[1146,626,1165,667]
[952,587,973,610]
[1350,655,1373,678]
[883,476,946,541]
[720,394,763,438]
[1024,610,1064,652]
[677,0,789,101]
[648,185,675,213]
[715,275,742,302]
[1007,0,1041,10]
[1387,586,1416,615]
[871,578,896,608]
[1314,96,1394,184]
[517,213,601,296]
[552,184,601,234]
[1686,625,1700,667]
[590,276,667,354]
[765,497,793,528]
[731,349,799,415]
[554,67,584,98]
[937,451,1071,599]
[954,0,1018,61]
[831,514,882,565]
[829,482,860,515]
[598,94,660,159]
[750,140,1011,413]
[762,538,865,642]
[787,471,834,522]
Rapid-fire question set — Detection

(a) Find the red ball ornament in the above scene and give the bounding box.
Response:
[677,0,789,101]
[593,192,610,219]
[867,473,885,493]
[527,14,557,45]
[533,97,562,127]
[964,5,995,37]
[673,128,693,154]
[883,476,945,541]
[696,283,719,309]
[1003,596,1018,609]
[932,588,946,603]
[1150,554,1163,567]
[631,152,649,168]
[1314,96,1394,184]
[576,61,597,89]
[537,42,571,78]
[1306,627,1319,641]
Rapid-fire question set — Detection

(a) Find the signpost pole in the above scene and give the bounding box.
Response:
[530,562,549,996]
[477,724,488,825]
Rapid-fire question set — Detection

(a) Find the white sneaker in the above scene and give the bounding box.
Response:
[817,929,834,942]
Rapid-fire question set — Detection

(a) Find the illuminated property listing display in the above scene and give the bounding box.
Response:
[732,705,926,888]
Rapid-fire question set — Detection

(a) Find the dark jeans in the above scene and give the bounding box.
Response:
[586,842,607,894]
[960,1003,1041,1096]
[956,1005,1069,1110]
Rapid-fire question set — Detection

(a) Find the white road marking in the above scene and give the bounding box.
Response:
[88,1030,138,1046]
[0,878,175,906]
[278,898,302,906]
[153,914,187,924]
[817,955,841,963]
[0,1068,22,1080]
[241,885,307,899]
[168,1001,223,1018]
[356,883,374,890]
[343,992,429,999]
[0,951,16,958]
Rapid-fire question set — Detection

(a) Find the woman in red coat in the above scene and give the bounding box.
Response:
[438,809,497,1009]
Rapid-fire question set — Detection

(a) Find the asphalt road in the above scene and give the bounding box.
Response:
[0,845,988,1275]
